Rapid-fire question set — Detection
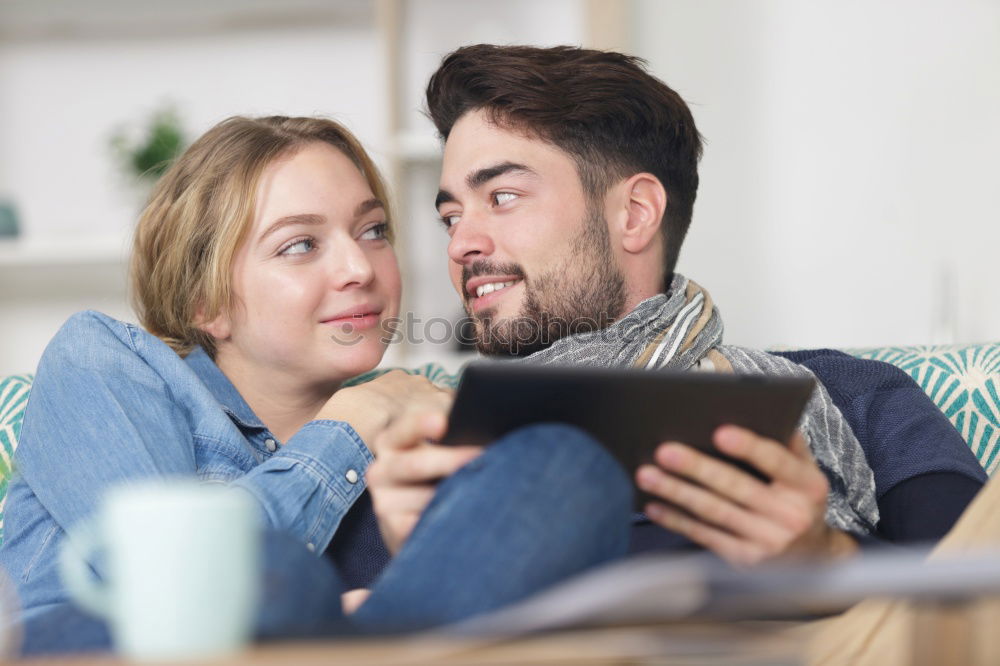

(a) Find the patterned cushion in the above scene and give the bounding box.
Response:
[0,374,32,544]
[849,344,1000,475]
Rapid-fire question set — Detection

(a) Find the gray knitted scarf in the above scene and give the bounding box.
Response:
[521,273,879,535]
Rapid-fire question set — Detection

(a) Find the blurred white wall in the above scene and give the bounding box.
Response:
[635,0,1000,349]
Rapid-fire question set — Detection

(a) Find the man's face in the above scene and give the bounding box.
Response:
[437,110,626,356]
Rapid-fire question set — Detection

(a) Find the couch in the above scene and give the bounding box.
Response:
[2,343,999,543]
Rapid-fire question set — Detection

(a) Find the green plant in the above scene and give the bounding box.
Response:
[111,107,187,181]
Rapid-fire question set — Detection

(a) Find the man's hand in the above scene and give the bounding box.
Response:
[367,399,482,555]
[636,426,857,567]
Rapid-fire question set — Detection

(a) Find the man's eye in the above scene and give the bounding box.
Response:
[492,192,518,206]
[279,238,315,256]
[441,214,461,228]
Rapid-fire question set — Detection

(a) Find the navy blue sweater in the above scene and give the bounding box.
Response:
[775,349,985,543]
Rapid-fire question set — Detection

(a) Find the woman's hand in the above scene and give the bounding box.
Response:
[367,400,482,555]
[342,588,371,615]
[316,370,452,451]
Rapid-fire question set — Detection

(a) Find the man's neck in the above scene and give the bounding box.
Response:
[620,281,669,318]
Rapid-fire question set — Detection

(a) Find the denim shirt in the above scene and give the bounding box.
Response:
[0,311,376,616]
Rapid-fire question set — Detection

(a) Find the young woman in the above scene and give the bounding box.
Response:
[0,116,631,651]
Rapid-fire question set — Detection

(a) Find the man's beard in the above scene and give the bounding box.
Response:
[463,206,627,357]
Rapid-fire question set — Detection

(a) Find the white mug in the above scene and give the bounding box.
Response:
[59,480,261,661]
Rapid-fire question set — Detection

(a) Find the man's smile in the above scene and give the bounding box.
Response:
[465,275,524,313]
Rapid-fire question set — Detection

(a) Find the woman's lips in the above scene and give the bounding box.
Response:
[323,312,382,331]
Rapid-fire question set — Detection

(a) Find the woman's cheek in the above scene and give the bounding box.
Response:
[377,249,403,309]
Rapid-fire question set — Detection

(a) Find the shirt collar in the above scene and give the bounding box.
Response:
[185,347,267,430]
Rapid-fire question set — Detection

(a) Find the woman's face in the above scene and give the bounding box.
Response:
[209,142,401,392]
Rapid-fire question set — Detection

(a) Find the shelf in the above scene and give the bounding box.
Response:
[0,0,372,41]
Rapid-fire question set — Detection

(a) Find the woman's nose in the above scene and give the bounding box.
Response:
[329,241,375,290]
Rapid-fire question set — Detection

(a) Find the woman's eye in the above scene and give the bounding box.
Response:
[492,192,518,206]
[360,223,389,241]
[279,238,315,256]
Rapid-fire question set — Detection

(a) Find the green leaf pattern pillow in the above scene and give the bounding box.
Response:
[0,374,32,545]
[851,344,1000,475]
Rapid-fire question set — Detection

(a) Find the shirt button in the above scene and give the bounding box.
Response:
[306,542,316,553]
[264,438,277,452]
[345,469,359,484]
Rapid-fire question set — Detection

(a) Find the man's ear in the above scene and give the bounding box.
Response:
[617,173,667,254]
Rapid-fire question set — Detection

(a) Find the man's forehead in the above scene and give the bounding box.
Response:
[446,118,530,161]
[450,107,537,141]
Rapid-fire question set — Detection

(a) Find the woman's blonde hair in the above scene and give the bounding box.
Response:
[130,115,393,358]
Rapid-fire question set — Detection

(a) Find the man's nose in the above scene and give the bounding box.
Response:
[447,213,495,265]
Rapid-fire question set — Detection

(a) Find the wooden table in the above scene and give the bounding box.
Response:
[20,621,807,665]
[21,598,1000,665]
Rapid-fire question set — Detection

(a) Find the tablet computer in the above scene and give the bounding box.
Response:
[441,363,816,509]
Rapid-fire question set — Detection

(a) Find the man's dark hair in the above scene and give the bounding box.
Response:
[425,44,703,282]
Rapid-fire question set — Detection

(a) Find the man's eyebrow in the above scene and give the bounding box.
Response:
[435,162,536,210]
[466,161,536,190]
[435,190,456,209]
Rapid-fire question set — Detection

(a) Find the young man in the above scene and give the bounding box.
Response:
[367,44,984,567]
[365,46,1000,663]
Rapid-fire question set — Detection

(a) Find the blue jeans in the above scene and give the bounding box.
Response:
[18,424,632,655]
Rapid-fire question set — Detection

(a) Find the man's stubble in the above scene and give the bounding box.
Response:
[466,205,627,357]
